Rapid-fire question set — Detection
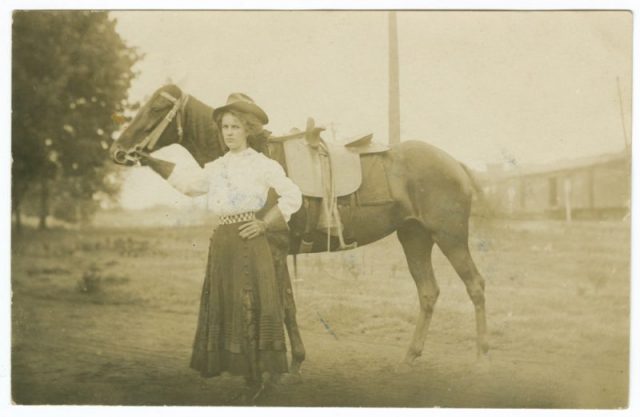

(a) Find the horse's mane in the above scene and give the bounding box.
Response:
[182,94,275,165]
[182,95,223,167]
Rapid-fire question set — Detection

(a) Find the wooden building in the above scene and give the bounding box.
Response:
[481,151,630,220]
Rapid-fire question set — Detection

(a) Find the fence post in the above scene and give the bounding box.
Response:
[564,177,572,223]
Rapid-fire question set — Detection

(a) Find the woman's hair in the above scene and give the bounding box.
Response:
[215,109,268,154]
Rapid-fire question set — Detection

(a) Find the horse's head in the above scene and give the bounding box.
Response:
[110,84,190,165]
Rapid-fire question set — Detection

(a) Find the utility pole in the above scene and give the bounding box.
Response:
[616,76,630,154]
[615,76,631,220]
[388,11,401,145]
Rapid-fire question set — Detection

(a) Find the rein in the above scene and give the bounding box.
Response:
[135,91,190,153]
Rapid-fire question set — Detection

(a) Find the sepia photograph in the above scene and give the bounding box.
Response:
[4,2,636,413]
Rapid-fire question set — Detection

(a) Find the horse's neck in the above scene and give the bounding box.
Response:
[183,96,224,167]
[267,141,288,171]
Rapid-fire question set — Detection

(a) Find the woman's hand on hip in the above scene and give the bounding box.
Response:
[238,220,267,240]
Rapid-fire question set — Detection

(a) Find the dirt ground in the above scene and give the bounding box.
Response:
[10,217,630,408]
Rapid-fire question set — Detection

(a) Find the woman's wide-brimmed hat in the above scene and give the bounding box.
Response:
[213,93,269,125]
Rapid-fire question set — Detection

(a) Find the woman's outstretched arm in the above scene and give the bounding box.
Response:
[140,144,209,197]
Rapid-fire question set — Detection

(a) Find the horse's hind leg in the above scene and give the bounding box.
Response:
[274,255,306,380]
[397,221,439,364]
[435,231,489,358]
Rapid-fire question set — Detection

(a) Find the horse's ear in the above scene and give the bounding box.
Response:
[163,84,182,98]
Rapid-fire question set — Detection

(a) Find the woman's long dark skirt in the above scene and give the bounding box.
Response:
[190,222,288,380]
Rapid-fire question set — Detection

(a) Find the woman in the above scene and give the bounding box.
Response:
[140,93,302,399]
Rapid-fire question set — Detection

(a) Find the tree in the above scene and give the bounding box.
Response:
[12,11,142,230]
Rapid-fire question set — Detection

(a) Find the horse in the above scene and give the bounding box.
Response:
[110,84,489,377]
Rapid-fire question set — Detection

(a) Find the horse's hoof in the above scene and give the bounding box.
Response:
[227,389,251,405]
[250,384,266,403]
[278,372,303,385]
[231,382,271,405]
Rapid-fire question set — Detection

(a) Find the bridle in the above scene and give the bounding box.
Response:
[136,91,190,152]
[116,91,190,164]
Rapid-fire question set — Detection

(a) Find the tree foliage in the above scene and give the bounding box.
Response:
[12,11,142,227]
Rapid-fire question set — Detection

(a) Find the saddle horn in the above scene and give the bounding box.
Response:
[268,117,326,144]
[305,117,324,147]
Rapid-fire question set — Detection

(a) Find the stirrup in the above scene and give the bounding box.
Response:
[298,240,314,254]
[338,241,358,251]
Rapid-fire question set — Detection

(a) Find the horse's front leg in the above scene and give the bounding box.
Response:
[274,254,305,380]
[268,234,306,383]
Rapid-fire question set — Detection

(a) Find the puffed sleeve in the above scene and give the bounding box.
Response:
[152,144,209,197]
[263,158,302,222]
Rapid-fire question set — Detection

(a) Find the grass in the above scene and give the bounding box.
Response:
[10,216,631,407]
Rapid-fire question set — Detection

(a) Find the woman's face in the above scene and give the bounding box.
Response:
[221,112,249,152]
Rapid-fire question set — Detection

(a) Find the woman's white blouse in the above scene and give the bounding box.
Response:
[157,144,302,221]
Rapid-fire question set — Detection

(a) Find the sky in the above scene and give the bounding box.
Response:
[111,10,632,209]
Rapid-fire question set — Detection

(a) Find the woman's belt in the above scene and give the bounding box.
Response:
[218,211,256,225]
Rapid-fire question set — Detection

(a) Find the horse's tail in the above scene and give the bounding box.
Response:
[460,162,485,205]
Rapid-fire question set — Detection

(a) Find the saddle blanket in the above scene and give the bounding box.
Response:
[355,153,394,206]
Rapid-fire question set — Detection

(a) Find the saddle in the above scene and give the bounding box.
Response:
[272,121,388,197]
[270,119,389,252]
[282,137,361,198]
[343,134,390,155]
